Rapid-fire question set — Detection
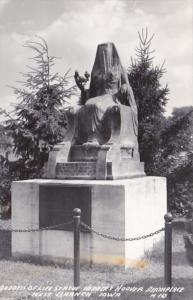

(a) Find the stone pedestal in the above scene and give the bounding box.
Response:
[12,177,166,267]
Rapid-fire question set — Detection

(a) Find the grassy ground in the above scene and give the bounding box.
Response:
[0,220,192,300]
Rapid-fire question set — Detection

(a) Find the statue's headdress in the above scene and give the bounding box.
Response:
[90,43,138,135]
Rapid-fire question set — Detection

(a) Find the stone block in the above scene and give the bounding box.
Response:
[12,177,166,267]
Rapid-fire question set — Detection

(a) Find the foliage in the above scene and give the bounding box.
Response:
[0,124,12,216]
[155,106,193,216]
[5,37,76,179]
[0,155,12,218]
[128,28,169,174]
[0,37,76,216]
[129,28,193,216]
[0,155,10,203]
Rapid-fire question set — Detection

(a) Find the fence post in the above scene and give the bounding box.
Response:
[164,213,173,299]
[73,208,81,289]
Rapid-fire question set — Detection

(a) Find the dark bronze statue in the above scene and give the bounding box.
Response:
[44,43,145,179]
[72,43,138,147]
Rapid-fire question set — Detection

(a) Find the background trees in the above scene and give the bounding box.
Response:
[128,29,193,216]
[128,28,169,175]
[0,37,76,216]
[157,106,193,216]
[0,124,13,217]
[5,37,76,179]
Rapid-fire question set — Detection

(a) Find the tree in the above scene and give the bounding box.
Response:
[128,29,193,216]
[156,106,193,216]
[128,28,169,174]
[0,124,10,214]
[5,37,76,178]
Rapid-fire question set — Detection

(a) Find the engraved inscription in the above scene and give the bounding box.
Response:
[56,162,96,178]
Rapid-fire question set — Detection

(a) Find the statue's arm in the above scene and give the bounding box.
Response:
[74,71,90,105]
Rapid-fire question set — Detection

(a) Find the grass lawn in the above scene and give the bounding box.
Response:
[0,219,192,299]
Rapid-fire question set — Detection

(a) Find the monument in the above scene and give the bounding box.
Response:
[45,43,145,180]
[12,43,166,267]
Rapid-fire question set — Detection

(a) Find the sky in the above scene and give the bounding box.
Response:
[0,0,192,115]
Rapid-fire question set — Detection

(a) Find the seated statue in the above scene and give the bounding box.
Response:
[72,43,138,149]
[44,43,145,179]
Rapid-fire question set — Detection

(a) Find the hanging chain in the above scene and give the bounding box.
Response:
[0,220,73,232]
[0,218,165,241]
[81,221,164,241]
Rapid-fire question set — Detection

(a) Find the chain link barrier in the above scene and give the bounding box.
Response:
[81,221,165,241]
[0,217,165,241]
[0,220,73,232]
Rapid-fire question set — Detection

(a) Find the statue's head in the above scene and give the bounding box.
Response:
[89,43,122,97]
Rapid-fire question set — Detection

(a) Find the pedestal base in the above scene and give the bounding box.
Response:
[12,177,166,268]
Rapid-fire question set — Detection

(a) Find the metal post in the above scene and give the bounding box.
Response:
[73,208,81,289]
[164,213,173,300]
